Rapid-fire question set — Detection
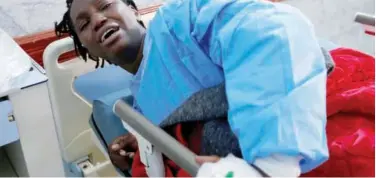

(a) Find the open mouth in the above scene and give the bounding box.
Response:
[100,26,120,43]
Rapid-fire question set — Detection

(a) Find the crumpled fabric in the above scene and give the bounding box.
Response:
[131,48,375,177]
[131,0,328,173]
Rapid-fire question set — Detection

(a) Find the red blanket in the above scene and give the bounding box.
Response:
[303,48,375,177]
[131,48,375,177]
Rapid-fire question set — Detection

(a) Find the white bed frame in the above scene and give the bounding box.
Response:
[42,12,162,177]
[43,38,119,177]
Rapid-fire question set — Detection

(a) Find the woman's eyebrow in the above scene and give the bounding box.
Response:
[75,12,89,22]
[94,0,104,7]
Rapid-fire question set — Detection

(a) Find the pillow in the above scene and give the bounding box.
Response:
[74,65,133,104]
[92,89,133,148]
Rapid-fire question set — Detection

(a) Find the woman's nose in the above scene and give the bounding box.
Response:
[93,15,107,32]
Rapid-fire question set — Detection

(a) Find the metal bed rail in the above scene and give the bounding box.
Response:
[114,99,200,176]
[354,12,375,26]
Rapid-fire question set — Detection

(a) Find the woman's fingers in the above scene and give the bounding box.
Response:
[111,144,120,151]
[119,149,127,156]
[109,134,137,153]
[109,153,130,171]
[195,156,221,165]
[128,152,135,159]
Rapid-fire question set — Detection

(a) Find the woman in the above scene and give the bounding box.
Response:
[55,0,329,176]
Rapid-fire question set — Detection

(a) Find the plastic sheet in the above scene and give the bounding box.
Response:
[0,28,31,94]
[131,0,329,173]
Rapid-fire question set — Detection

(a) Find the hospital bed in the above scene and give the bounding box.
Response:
[42,11,374,177]
[43,12,170,177]
[43,39,197,177]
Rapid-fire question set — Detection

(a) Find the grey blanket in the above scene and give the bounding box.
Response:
[159,48,335,157]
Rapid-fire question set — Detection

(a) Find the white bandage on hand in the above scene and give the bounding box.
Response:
[196,154,263,177]
[196,154,302,177]
[253,154,302,177]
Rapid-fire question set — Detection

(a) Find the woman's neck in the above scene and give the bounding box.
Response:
[121,34,145,74]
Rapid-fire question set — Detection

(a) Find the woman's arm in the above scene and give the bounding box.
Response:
[205,1,328,174]
[160,83,228,127]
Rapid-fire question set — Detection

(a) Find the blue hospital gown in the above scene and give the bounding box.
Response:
[130,0,328,173]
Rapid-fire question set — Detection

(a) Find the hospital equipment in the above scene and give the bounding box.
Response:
[0,30,31,95]
[0,28,65,177]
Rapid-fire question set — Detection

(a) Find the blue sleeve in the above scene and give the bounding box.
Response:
[208,1,329,173]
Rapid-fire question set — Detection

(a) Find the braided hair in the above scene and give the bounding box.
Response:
[54,0,144,68]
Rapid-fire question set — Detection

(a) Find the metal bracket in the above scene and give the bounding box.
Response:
[71,156,97,177]
[7,111,15,122]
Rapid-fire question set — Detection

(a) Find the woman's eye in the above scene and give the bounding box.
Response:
[100,3,112,11]
[79,21,89,31]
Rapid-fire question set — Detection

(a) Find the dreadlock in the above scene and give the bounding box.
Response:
[55,0,145,68]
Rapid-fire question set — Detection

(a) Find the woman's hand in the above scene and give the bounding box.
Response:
[195,155,221,165]
[108,133,138,171]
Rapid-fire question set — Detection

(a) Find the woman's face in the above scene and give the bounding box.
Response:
[70,0,145,65]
